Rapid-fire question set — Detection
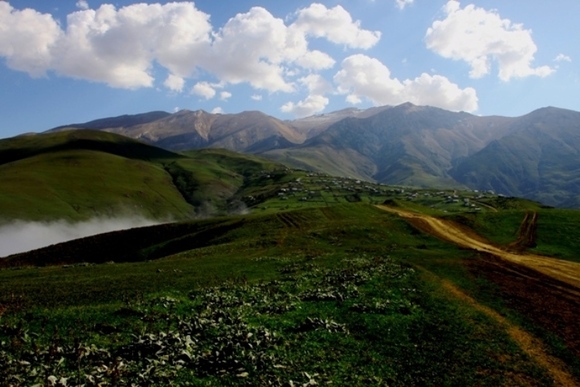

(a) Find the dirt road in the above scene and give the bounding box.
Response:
[377,204,580,384]
[376,205,580,291]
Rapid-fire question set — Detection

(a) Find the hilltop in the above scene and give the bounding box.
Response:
[0,129,284,223]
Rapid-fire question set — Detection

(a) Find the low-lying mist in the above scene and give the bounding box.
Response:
[0,217,165,258]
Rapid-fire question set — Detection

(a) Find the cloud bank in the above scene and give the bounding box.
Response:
[0,2,376,91]
[0,1,550,116]
[334,54,478,112]
[0,217,162,257]
[426,1,553,81]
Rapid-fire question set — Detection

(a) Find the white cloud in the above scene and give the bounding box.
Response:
[295,50,336,70]
[426,1,553,81]
[55,2,213,88]
[402,73,478,112]
[76,1,89,10]
[207,7,300,93]
[192,81,216,99]
[251,94,263,101]
[0,2,62,76]
[554,54,571,63]
[0,2,378,95]
[220,91,232,100]
[0,217,161,257]
[164,74,185,92]
[299,74,332,95]
[395,0,414,10]
[211,107,224,114]
[281,94,329,117]
[293,3,381,49]
[334,54,478,112]
[281,74,333,117]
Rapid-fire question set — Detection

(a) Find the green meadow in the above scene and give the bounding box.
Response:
[0,130,579,385]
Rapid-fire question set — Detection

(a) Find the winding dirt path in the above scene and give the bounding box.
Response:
[441,280,578,387]
[376,205,580,291]
[376,205,580,385]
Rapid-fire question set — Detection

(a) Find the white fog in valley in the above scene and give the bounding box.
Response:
[0,217,163,257]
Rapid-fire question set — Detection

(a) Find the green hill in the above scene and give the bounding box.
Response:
[1,202,579,385]
[1,130,579,385]
[0,130,283,222]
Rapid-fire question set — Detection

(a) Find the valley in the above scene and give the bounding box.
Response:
[49,103,580,208]
[0,120,579,385]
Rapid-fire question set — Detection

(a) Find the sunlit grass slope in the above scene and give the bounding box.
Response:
[0,130,285,221]
[0,204,563,385]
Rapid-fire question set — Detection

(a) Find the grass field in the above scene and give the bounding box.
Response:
[1,131,579,385]
[1,203,579,385]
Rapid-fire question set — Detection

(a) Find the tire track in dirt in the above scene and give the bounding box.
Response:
[376,205,580,291]
[508,211,539,252]
[441,279,578,387]
[377,205,580,385]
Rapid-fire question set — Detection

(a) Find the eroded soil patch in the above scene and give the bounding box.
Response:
[466,254,580,358]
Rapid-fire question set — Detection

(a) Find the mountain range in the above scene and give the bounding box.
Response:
[49,103,580,208]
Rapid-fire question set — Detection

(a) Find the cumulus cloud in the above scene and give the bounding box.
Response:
[0,217,161,257]
[251,94,263,101]
[211,107,224,114]
[426,1,553,81]
[395,0,414,10]
[292,4,381,49]
[554,54,571,63]
[281,74,333,117]
[192,81,216,99]
[334,54,478,112]
[52,2,213,88]
[0,2,62,76]
[281,95,330,117]
[164,74,185,92]
[76,1,89,10]
[300,74,333,95]
[0,2,382,95]
[220,91,232,100]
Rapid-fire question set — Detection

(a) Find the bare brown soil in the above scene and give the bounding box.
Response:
[508,211,539,252]
[377,205,580,385]
[441,279,578,387]
[466,254,580,358]
[376,205,580,290]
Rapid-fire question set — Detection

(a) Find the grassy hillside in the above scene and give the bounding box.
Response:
[1,130,579,385]
[3,204,577,385]
[0,130,283,222]
[1,170,579,384]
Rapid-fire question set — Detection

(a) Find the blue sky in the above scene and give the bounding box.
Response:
[0,0,578,138]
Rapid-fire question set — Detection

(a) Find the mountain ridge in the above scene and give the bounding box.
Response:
[42,103,580,208]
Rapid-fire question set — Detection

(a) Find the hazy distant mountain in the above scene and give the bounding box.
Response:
[53,109,306,152]
[46,103,580,208]
[265,103,516,187]
[51,111,171,131]
[450,107,580,207]
[287,105,392,139]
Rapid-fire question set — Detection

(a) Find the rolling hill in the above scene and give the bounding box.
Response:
[0,129,285,222]
[1,126,579,384]
[1,193,579,384]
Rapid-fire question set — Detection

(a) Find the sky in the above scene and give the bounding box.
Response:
[0,0,578,138]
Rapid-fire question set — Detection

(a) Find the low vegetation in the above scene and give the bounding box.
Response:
[1,131,579,385]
